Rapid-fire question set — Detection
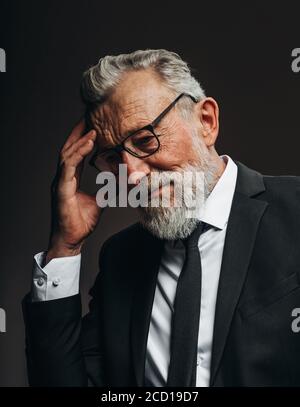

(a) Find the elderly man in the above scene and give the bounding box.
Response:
[23,49,300,387]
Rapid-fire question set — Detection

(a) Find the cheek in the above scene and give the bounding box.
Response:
[147,129,196,170]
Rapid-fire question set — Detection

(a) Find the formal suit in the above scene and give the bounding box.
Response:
[22,160,300,386]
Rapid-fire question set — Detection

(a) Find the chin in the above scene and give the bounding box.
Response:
[137,205,200,241]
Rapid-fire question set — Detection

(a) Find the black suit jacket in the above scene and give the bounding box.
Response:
[23,160,300,386]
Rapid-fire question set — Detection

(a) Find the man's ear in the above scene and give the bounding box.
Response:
[195,97,219,147]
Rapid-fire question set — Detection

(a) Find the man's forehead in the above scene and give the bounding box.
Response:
[90,70,174,144]
[110,68,172,105]
[90,99,150,144]
[93,70,173,122]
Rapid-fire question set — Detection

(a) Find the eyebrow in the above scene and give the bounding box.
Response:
[96,121,153,155]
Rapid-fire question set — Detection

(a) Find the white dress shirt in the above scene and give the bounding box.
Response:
[32,154,237,387]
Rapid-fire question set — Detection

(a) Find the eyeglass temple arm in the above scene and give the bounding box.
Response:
[151,93,198,127]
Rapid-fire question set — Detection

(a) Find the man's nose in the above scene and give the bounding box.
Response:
[120,150,150,185]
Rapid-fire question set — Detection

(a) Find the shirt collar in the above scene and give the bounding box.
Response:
[198,154,237,230]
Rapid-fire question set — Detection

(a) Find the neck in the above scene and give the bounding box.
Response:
[203,149,226,198]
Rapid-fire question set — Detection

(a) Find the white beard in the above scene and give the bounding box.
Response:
[139,204,201,240]
[137,150,219,240]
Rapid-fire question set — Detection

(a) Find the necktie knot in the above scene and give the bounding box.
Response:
[182,221,205,249]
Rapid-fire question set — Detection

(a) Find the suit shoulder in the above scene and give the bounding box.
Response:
[263,173,300,186]
[262,173,300,197]
[259,173,300,215]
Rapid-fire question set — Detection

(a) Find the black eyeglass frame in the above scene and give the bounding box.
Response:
[89,92,198,171]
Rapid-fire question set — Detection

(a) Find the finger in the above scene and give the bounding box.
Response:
[60,163,77,186]
[74,149,86,187]
[60,139,95,183]
[63,129,96,159]
[62,118,87,152]
[60,134,95,168]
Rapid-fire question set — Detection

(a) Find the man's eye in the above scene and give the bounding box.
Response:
[135,136,154,146]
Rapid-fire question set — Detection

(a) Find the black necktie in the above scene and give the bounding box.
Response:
[166,221,205,387]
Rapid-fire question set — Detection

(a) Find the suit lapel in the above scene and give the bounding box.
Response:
[130,231,165,386]
[209,161,268,385]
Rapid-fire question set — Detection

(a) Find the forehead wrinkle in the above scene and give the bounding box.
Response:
[92,100,154,149]
[91,92,178,150]
[91,103,123,148]
[117,99,151,133]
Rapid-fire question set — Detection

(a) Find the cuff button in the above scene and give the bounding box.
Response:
[37,277,44,287]
[52,278,61,287]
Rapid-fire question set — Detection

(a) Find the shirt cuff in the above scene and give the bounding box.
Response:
[31,251,81,302]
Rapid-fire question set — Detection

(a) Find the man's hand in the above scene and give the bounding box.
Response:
[45,119,101,265]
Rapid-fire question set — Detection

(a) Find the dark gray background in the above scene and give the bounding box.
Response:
[0,0,299,386]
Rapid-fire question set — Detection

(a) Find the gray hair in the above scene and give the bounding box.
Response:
[81,49,206,117]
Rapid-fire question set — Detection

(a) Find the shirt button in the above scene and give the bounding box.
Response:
[197,355,202,366]
[37,277,44,287]
[52,277,61,287]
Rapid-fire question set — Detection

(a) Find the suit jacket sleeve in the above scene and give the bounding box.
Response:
[22,240,110,387]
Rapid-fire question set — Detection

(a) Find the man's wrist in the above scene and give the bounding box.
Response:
[44,243,83,266]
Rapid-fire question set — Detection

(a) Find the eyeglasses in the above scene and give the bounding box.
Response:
[89,92,197,173]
